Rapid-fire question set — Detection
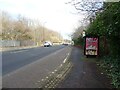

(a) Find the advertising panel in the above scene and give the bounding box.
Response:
[85,37,98,56]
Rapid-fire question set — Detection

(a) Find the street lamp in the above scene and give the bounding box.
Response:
[82,31,86,38]
[42,22,47,42]
[8,33,10,40]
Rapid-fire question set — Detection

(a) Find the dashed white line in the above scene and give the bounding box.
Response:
[41,79,44,81]
[63,58,67,63]
[67,53,70,56]
[52,72,54,74]
[10,50,28,53]
[63,53,70,63]
[54,69,57,72]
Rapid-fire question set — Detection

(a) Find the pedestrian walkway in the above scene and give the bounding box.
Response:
[58,47,112,88]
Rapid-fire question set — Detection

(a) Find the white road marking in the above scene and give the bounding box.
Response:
[54,69,57,72]
[10,50,28,53]
[63,53,70,63]
[67,53,70,56]
[41,79,44,81]
[63,58,67,63]
[52,72,54,74]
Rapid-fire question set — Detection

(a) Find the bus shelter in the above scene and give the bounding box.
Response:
[84,36,99,57]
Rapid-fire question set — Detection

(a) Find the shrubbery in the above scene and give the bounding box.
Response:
[87,2,120,88]
[73,2,120,88]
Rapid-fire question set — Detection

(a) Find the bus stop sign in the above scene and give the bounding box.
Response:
[84,36,99,56]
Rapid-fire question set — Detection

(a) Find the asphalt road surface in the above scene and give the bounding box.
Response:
[2,45,72,88]
[3,45,65,75]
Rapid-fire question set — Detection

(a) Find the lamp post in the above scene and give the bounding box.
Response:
[34,29,36,46]
[33,22,37,46]
[42,22,46,42]
[82,31,86,38]
[82,31,86,55]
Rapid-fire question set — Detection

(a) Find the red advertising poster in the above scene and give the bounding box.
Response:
[85,37,98,55]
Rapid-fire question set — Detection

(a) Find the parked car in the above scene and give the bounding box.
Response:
[44,41,52,47]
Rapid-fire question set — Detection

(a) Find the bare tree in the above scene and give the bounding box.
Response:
[67,0,104,39]
[0,10,2,39]
[1,12,32,40]
[72,26,85,39]
[66,0,103,24]
[1,11,63,45]
[1,11,13,40]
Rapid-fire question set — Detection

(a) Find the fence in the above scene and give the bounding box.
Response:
[0,40,35,47]
[0,40,20,47]
[20,40,35,46]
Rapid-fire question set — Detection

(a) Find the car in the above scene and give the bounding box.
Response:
[62,43,68,46]
[44,41,52,47]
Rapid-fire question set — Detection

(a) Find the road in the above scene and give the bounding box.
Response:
[3,45,64,75]
[2,45,72,88]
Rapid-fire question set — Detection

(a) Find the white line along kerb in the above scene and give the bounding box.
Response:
[63,58,67,63]
[52,72,54,74]
[60,64,63,67]
[67,53,70,56]
[63,53,70,63]
[54,69,57,72]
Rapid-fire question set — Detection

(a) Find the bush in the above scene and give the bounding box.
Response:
[100,55,120,88]
[86,2,120,88]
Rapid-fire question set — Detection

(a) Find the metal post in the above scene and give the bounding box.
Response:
[42,22,46,42]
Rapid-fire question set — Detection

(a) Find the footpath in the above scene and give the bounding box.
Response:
[57,47,113,88]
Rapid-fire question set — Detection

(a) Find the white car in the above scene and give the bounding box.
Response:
[44,41,52,47]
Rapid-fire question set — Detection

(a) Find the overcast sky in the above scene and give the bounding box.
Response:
[0,0,86,40]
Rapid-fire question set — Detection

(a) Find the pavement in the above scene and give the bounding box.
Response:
[57,47,113,88]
